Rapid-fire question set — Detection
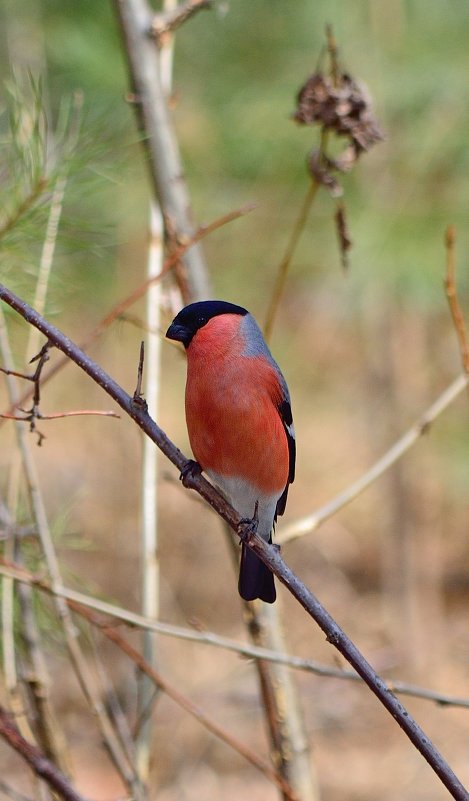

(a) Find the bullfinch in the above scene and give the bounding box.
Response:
[166,300,295,603]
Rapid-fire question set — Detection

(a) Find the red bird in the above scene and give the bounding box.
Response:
[166,300,295,603]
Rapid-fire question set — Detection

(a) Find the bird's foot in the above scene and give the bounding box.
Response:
[180,459,202,488]
[238,501,259,544]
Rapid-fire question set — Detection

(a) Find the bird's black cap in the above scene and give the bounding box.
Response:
[166,300,248,348]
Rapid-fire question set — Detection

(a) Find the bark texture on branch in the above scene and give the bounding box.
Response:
[114,0,210,300]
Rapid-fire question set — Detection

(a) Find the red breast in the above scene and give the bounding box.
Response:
[184,314,289,494]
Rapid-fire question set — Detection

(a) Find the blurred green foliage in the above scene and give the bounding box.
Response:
[2,0,469,316]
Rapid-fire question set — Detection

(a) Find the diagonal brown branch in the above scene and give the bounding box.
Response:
[0,704,88,801]
[0,284,468,801]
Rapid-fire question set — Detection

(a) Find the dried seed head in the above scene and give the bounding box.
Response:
[294,71,384,157]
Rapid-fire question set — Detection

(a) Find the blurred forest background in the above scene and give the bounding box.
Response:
[1,1,469,799]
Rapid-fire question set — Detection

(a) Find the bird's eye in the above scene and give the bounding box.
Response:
[197,315,207,326]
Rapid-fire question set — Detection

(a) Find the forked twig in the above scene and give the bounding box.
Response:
[0,347,119,445]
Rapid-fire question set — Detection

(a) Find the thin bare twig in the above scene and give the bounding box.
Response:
[70,600,297,801]
[445,224,469,376]
[264,181,319,343]
[1,286,468,800]
[279,372,469,544]
[0,705,88,801]
[136,2,179,775]
[0,410,119,421]
[136,215,161,775]
[2,558,469,710]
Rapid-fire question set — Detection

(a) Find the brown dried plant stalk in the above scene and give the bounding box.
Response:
[445,224,469,376]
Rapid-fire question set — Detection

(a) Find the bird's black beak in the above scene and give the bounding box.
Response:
[166,321,192,348]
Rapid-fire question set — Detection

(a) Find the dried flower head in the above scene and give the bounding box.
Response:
[294,71,384,159]
[288,27,384,272]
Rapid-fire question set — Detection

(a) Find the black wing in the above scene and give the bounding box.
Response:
[275,397,296,518]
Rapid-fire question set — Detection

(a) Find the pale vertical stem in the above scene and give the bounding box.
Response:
[136,0,176,780]
[243,597,320,801]
[254,602,320,801]
[137,203,163,777]
[26,175,67,362]
[0,178,66,690]
[2,464,19,696]
[2,458,33,741]
[227,532,319,801]
[113,0,210,300]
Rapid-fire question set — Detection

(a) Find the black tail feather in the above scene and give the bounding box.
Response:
[238,544,276,603]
